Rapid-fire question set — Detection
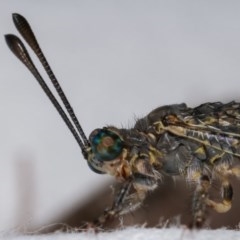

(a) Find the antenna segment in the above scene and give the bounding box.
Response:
[5,13,90,158]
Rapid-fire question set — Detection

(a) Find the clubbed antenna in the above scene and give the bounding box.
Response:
[5,14,89,159]
[12,13,89,147]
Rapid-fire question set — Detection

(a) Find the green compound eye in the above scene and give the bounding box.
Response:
[90,129,123,161]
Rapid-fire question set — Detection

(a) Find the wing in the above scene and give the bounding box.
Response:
[135,101,240,158]
[187,101,240,134]
[164,101,240,158]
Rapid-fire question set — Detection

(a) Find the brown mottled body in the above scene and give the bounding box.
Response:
[92,102,240,227]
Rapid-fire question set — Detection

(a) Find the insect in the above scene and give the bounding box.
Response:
[5,13,240,229]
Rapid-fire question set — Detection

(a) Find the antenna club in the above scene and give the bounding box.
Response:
[6,13,89,160]
[12,13,25,23]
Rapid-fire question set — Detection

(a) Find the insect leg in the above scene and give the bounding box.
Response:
[80,182,132,230]
[205,179,233,213]
[93,181,133,227]
[191,175,211,228]
[192,175,233,228]
[89,177,149,229]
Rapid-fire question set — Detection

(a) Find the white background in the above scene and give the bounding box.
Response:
[1,0,240,231]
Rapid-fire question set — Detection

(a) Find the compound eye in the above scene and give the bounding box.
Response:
[89,128,123,161]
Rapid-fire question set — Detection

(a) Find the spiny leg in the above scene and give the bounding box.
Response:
[206,162,235,213]
[81,179,148,231]
[80,181,132,230]
[87,160,157,230]
[191,175,233,228]
[93,181,133,227]
[191,175,211,228]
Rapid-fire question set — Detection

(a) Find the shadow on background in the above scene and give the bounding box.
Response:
[37,176,240,233]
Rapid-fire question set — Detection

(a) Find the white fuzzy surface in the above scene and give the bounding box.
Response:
[1,227,240,240]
